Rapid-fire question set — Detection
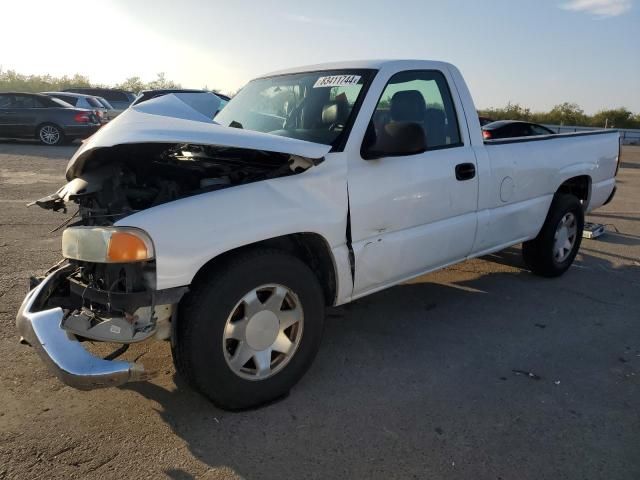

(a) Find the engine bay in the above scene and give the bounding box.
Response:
[33,142,318,226]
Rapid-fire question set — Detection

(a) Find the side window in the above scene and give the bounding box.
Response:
[530,125,551,136]
[0,95,12,108]
[367,70,461,155]
[13,95,39,108]
[61,95,78,106]
[512,124,531,137]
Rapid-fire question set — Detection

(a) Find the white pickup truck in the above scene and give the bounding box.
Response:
[17,60,619,409]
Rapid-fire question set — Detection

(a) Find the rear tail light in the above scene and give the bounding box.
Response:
[73,112,91,123]
[482,130,492,140]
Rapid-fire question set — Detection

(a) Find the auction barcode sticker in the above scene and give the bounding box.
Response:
[313,75,361,88]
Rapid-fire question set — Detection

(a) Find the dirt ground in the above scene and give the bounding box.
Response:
[0,142,638,480]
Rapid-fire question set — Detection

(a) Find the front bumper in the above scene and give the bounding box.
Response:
[16,265,147,390]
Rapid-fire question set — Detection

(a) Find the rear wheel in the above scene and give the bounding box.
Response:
[522,193,584,277]
[173,249,325,410]
[37,123,64,146]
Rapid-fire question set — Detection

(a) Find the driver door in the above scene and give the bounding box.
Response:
[347,69,479,297]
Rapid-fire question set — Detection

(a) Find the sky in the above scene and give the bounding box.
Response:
[1,0,638,113]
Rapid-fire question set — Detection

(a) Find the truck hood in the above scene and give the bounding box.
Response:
[65,93,331,180]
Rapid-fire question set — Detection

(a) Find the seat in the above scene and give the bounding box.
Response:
[389,90,427,123]
[321,93,350,127]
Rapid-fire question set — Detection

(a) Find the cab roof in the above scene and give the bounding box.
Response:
[262,59,455,78]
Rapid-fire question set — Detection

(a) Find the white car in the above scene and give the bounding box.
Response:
[17,60,619,409]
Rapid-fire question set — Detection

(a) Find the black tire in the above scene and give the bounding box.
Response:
[37,123,65,146]
[522,193,584,277]
[173,249,325,410]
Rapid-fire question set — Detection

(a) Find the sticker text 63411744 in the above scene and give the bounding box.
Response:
[313,75,361,88]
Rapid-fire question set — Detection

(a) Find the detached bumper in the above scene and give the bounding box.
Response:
[16,266,147,390]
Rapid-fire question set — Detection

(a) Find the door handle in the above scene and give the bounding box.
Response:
[455,163,476,181]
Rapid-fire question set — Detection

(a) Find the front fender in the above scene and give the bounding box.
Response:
[115,155,348,290]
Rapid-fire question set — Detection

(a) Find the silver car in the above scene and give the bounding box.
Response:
[41,92,112,124]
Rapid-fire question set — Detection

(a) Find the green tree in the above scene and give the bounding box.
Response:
[479,102,532,121]
[590,108,636,129]
[546,102,588,126]
[116,76,146,93]
[0,68,91,93]
[147,72,181,90]
[115,73,180,94]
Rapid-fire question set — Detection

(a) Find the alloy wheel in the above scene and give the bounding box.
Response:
[223,284,304,381]
[39,125,60,145]
[553,212,577,262]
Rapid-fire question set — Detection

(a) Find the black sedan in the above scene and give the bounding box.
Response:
[0,92,101,146]
[482,120,555,140]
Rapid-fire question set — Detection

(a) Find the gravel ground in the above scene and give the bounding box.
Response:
[0,141,638,480]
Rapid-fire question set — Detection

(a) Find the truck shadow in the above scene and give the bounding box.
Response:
[122,248,639,479]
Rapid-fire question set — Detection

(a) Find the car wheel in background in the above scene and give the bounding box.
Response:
[522,193,584,277]
[37,123,65,146]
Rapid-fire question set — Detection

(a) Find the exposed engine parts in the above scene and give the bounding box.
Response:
[33,142,318,226]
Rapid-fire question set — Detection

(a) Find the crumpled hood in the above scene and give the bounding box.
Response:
[65,93,331,180]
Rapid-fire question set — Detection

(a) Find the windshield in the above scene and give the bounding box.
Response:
[214,69,374,146]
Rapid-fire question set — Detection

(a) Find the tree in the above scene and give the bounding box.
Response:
[146,72,181,90]
[545,102,588,126]
[114,73,181,94]
[590,108,636,129]
[0,68,91,93]
[479,102,532,121]
[116,76,146,93]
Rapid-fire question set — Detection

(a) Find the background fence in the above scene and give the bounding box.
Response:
[543,124,640,145]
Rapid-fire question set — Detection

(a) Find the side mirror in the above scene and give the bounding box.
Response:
[361,122,427,160]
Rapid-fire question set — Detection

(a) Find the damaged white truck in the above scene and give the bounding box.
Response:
[17,60,619,409]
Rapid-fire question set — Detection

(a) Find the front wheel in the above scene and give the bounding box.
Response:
[522,193,584,277]
[173,249,325,410]
[37,123,65,146]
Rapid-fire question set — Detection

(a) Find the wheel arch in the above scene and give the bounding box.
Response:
[190,232,338,306]
[555,175,591,208]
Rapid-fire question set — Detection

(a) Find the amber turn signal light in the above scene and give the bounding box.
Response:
[107,231,151,262]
